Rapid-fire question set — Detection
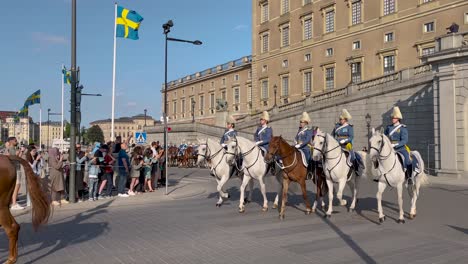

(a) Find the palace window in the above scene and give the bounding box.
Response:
[352,40,361,50]
[383,0,396,16]
[304,53,311,62]
[351,1,362,25]
[281,0,289,14]
[234,87,240,105]
[261,80,269,100]
[351,62,362,83]
[423,22,435,33]
[325,10,335,33]
[303,71,312,94]
[384,32,394,42]
[261,2,269,23]
[383,55,395,74]
[281,24,290,47]
[261,33,269,53]
[422,46,435,56]
[303,16,312,40]
[326,48,334,57]
[281,75,289,97]
[325,67,335,90]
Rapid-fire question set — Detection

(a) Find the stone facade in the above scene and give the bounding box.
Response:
[90,115,156,144]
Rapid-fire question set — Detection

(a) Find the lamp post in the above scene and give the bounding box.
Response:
[163,20,202,195]
[69,0,78,203]
[191,98,196,123]
[365,113,371,151]
[47,109,61,150]
[273,84,277,107]
[144,109,147,131]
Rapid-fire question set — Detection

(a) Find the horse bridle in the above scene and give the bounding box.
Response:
[267,138,298,171]
[313,133,350,183]
[225,137,261,171]
[370,135,392,160]
[197,142,223,162]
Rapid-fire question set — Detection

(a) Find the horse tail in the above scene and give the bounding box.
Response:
[411,151,430,187]
[8,156,51,231]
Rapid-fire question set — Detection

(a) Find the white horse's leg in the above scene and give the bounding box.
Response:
[258,176,269,211]
[246,178,254,204]
[348,175,359,212]
[396,181,405,223]
[336,178,347,206]
[238,175,251,213]
[215,178,223,207]
[215,174,230,208]
[325,179,334,217]
[377,181,387,222]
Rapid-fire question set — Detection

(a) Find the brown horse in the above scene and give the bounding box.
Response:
[0,155,51,264]
[265,136,326,220]
[168,146,178,167]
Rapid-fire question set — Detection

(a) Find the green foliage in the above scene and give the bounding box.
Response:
[65,123,71,138]
[87,125,104,143]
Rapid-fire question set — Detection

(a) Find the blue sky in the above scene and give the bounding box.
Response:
[0,0,251,127]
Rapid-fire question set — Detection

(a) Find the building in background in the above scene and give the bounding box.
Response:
[40,121,65,149]
[2,115,39,145]
[162,56,252,125]
[90,114,157,144]
[250,0,468,110]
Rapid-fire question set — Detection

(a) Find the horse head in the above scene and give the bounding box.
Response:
[196,139,209,165]
[264,136,280,162]
[312,129,326,161]
[224,135,239,165]
[369,129,393,162]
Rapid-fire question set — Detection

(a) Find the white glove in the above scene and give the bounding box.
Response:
[391,143,398,148]
[255,141,262,146]
[221,143,227,148]
[339,139,346,144]
[295,144,300,148]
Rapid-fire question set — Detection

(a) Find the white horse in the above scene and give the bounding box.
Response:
[312,129,366,218]
[224,136,280,213]
[368,129,428,223]
[196,138,253,207]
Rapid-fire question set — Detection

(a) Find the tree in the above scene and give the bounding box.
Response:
[65,123,71,138]
[87,125,104,143]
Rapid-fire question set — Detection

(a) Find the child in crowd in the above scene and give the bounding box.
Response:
[143,148,154,192]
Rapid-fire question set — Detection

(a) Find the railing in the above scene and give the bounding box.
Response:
[357,72,400,91]
[413,64,432,76]
[278,99,305,112]
[312,87,348,104]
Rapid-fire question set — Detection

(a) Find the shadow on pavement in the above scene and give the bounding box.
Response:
[2,200,114,264]
[447,225,468,235]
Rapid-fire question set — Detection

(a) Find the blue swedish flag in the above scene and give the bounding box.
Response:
[116,6,143,40]
[24,90,41,107]
[62,66,71,84]
[18,105,29,118]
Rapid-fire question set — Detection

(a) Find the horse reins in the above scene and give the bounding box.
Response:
[198,143,226,178]
[314,134,351,183]
[371,135,397,187]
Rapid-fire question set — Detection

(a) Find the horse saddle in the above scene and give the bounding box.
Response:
[395,152,421,174]
[298,149,308,167]
[342,149,353,168]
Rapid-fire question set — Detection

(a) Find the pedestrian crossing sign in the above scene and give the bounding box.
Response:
[135,132,147,144]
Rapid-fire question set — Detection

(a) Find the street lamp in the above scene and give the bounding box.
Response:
[273,84,278,107]
[365,113,371,151]
[47,109,62,150]
[191,98,196,123]
[163,19,202,195]
[144,109,147,131]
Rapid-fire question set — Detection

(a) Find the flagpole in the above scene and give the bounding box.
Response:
[39,106,42,150]
[61,64,65,151]
[111,2,117,141]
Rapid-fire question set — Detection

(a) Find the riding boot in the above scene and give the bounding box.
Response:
[306,162,313,180]
[269,161,276,175]
[406,164,413,185]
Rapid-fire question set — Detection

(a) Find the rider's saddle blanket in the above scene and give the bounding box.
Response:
[342,149,353,167]
[396,152,421,174]
[297,149,308,167]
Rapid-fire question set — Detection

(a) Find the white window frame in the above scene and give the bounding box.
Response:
[281,75,289,97]
[261,79,269,100]
[302,15,313,40]
[351,0,362,26]
[326,48,334,57]
[324,8,335,33]
[423,21,435,33]
[234,74,239,81]
[383,0,396,16]
[261,2,269,23]
[281,0,289,15]
[282,59,289,68]
[325,66,335,90]
[384,32,394,42]
[233,86,240,105]
[383,55,396,74]
[304,53,311,62]
[351,62,362,83]
[280,24,290,47]
[303,70,312,94]
[352,40,361,50]
[261,32,270,53]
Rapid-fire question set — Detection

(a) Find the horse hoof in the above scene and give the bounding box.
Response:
[216,204,221,207]
[239,208,245,213]
[305,209,312,215]
[324,214,331,219]
[262,207,268,212]
[279,215,285,220]
[272,204,278,209]
[397,219,405,224]
[379,216,386,223]
[227,194,230,199]
[311,208,316,213]
[348,208,355,213]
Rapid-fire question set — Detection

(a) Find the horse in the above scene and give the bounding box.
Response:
[168,146,178,167]
[180,146,195,168]
[196,138,253,207]
[264,136,315,220]
[312,129,366,218]
[368,129,428,223]
[225,136,280,213]
[0,155,51,264]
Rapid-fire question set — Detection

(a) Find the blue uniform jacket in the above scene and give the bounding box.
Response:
[220,129,237,145]
[295,126,313,161]
[332,123,354,147]
[254,125,273,151]
[384,124,408,150]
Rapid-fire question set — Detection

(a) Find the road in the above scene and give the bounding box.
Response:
[1,168,468,264]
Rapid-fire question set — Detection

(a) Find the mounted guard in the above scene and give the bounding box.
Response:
[384,106,419,185]
[255,111,274,173]
[331,109,364,176]
[220,115,242,177]
[294,112,314,179]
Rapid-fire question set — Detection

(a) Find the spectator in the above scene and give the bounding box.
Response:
[25,146,44,177]
[143,148,155,192]
[98,144,116,198]
[129,146,144,196]
[7,137,25,210]
[117,143,130,197]
[49,147,67,206]
[75,144,87,202]
[87,151,101,201]
[150,141,161,189]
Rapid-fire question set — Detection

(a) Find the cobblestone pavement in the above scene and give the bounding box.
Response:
[1,168,468,264]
